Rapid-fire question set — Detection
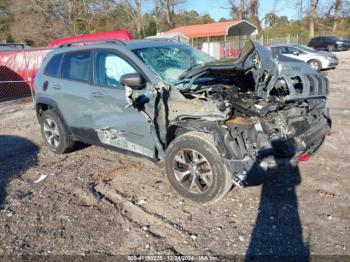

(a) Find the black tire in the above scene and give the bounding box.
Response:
[165,131,232,204]
[328,44,335,52]
[307,59,322,71]
[40,110,74,154]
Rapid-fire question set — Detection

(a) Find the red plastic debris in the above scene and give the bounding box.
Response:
[326,130,332,137]
[298,154,310,162]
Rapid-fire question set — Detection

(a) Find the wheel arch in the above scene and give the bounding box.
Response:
[36,97,72,135]
[165,119,233,159]
[307,58,322,70]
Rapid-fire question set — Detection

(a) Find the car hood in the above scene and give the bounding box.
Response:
[179,41,275,81]
[315,50,337,58]
[178,40,329,102]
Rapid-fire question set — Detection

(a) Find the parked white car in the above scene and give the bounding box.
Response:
[270,44,339,71]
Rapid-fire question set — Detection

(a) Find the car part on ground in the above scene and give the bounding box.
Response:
[34,40,330,203]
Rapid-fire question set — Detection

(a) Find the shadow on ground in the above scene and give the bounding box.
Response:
[244,139,310,261]
[0,135,39,208]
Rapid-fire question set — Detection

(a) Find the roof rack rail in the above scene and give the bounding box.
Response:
[58,39,126,48]
[144,38,178,42]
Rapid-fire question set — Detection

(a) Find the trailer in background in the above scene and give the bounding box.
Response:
[0,30,133,102]
[0,47,52,102]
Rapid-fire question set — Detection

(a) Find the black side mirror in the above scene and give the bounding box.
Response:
[120,73,146,90]
[293,51,300,56]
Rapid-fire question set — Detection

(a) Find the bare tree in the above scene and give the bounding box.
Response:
[162,0,186,29]
[153,0,162,33]
[121,0,145,37]
[240,0,246,19]
[249,0,261,30]
[309,0,319,38]
[298,0,303,20]
[227,0,245,19]
[151,0,186,31]
[333,0,341,31]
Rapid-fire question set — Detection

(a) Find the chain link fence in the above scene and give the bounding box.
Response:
[257,35,300,46]
[0,67,34,103]
[0,46,50,103]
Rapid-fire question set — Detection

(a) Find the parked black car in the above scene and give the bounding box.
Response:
[308,35,350,52]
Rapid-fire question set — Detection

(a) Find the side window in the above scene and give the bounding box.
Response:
[45,54,63,77]
[62,51,91,82]
[94,51,137,88]
[288,47,305,54]
[279,47,291,54]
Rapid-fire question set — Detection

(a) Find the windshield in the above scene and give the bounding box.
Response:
[297,44,316,52]
[330,36,343,40]
[133,45,216,83]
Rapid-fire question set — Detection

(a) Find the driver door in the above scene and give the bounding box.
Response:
[91,49,155,157]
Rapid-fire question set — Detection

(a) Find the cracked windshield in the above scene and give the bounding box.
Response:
[134,45,216,83]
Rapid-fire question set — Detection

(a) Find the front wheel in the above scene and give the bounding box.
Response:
[328,44,335,52]
[307,59,322,71]
[165,131,233,203]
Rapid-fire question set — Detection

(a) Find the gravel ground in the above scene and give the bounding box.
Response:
[0,51,349,259]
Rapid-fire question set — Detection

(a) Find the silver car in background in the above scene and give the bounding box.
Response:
[270,44,338,71]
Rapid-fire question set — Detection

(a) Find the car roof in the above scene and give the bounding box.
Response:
[270,44,301,48]
[124,39,188,50]
[47,39,188,55]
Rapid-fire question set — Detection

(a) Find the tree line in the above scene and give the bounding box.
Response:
[0,0,349,46]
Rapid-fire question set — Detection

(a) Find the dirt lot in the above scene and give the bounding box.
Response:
[0,52,350,259]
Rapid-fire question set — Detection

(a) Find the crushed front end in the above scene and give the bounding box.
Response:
[167,41,331,186]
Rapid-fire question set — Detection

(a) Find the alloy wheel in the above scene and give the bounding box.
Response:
[43,117,60,148]
[173,149,213,194]
[309,61,320,71]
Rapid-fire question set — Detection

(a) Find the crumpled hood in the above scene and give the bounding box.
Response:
[179,41,275,82]
[179,40,329,102]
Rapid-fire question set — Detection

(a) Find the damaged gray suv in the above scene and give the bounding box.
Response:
[35,40,331,203]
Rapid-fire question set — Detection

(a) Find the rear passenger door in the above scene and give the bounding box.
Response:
[54,50,94,138]
[91,49,155,157]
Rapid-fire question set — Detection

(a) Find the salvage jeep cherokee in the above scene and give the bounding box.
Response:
[35,40,331,203]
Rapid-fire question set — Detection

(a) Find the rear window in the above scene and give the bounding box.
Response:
[61,51,91,82]
[45,54,63,77]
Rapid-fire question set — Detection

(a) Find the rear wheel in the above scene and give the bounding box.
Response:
[40,110,74,154]
[307,59,322,71]
[165,131,232,203]
[328,44,335,52]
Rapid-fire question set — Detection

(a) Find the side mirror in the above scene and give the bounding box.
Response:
[293,51,300,56]
[120,73,146,90]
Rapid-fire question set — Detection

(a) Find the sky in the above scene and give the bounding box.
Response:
[143,0,300,22]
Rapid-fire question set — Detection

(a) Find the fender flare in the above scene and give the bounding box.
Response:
[35,97,72,135]
[167,120,232,159]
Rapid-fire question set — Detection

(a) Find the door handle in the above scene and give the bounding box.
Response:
[53,84,62,90]
[92,91,105,98]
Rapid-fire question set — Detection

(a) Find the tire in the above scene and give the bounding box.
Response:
[40,110,74,154]
[328,45,335,52]
[165,131,233,204]
[307,59,322,71]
